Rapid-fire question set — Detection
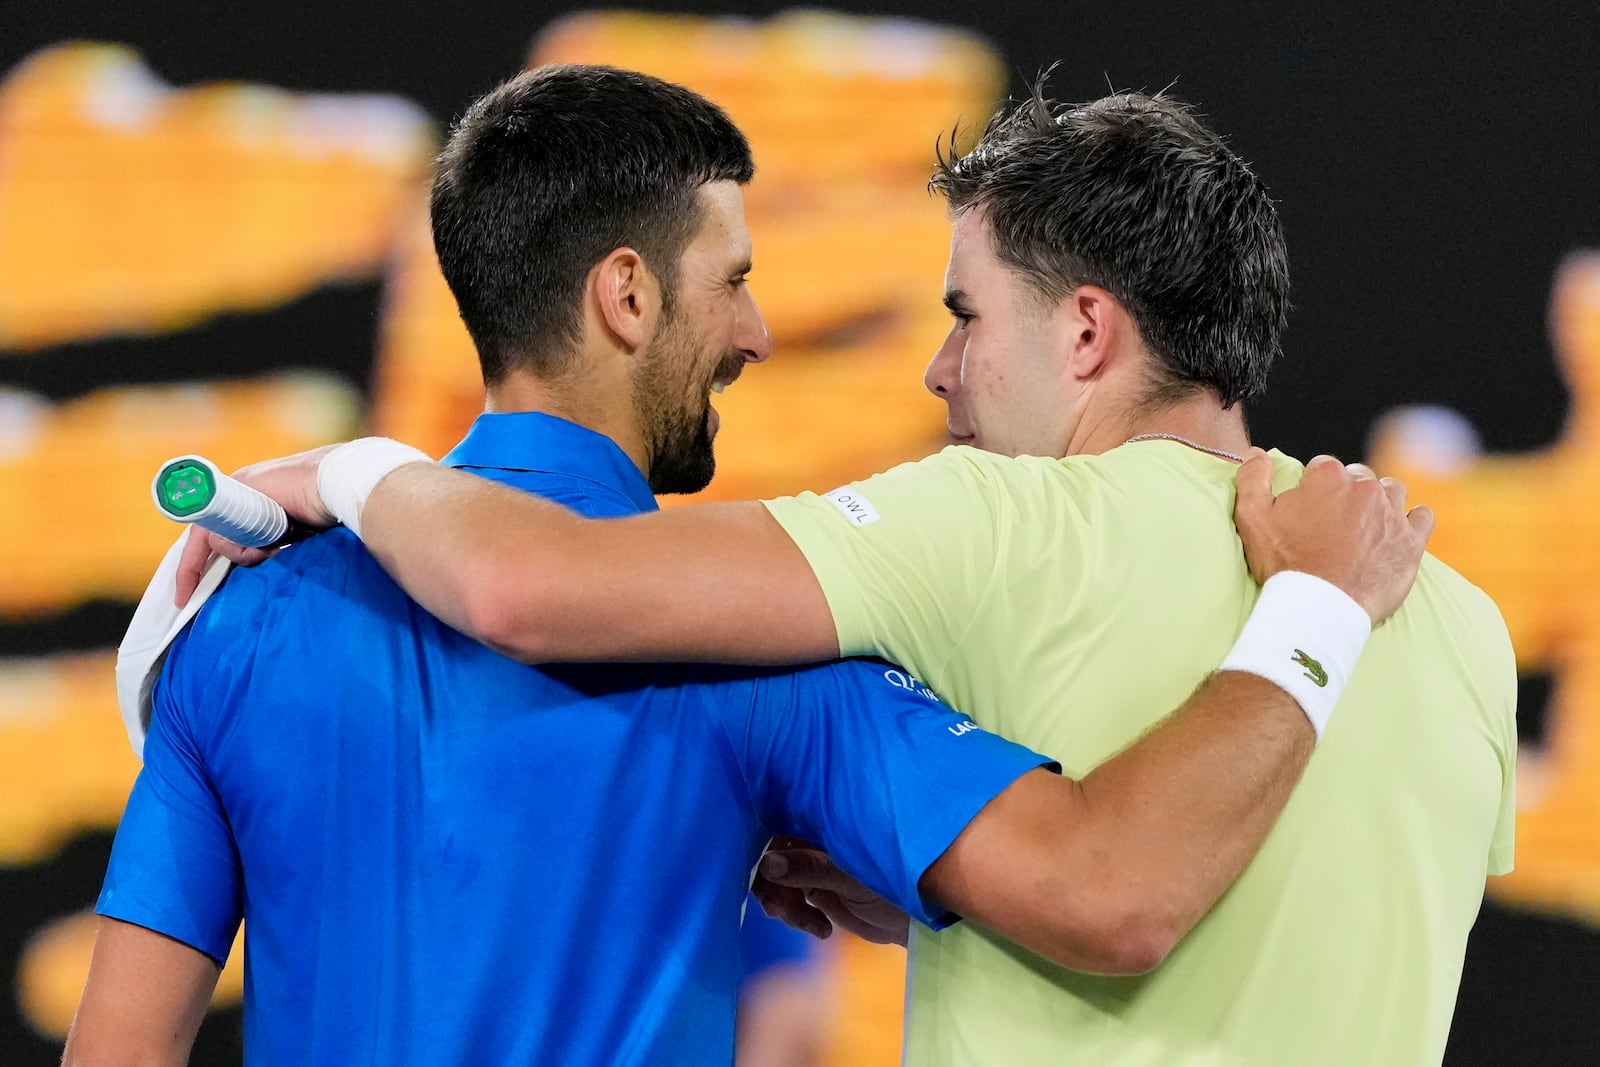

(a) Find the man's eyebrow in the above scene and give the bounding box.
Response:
[943,289,972,314]
[732,259,753,276]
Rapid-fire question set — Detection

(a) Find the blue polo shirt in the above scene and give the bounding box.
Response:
[98,412,1053,1066]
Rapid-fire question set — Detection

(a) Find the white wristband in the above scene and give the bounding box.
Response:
[316,437,433,538]
[1218,571,1372,740]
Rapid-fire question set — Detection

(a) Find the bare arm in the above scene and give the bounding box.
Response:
[925,671,1306,974]
[733,963,827,1067]
[363,471,838,664]
[755,455,1434,972]
[62,917,220,1067]
[757,672,1310,975]
[176,446,1428,668]
[176,455,837,664]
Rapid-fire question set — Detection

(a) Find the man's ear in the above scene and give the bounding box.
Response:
[1060,284,1129,382]
[592,247,662,351]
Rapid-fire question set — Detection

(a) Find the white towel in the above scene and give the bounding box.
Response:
[113,528,232,761]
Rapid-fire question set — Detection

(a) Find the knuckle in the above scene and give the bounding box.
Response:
[1305,454,1343,479]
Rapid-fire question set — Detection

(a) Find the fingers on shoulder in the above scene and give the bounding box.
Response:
[1379,475,1409,510]
[1303,453,1376,484]
[1233,447,1277,506]
[1406,502,1437,541]
[1344,462,1378,481]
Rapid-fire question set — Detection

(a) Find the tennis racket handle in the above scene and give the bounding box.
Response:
[152,455,300,548]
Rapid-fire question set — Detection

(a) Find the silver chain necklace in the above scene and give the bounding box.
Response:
[1123,432,1246,463]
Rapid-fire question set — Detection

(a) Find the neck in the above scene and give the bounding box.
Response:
[1066,389,1251,459]
[486,365,651,476]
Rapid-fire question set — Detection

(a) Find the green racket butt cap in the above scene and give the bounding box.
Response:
[157,459,217,518]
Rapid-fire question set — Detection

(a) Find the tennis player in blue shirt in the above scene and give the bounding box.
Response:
[100,404,1064,1065]
[67,67,1422,1066]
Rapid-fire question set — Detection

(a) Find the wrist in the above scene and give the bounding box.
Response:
[1218,571,1371,739]
[316,438,434,538]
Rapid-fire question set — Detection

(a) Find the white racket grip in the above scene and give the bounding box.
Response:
[152,455,290,548]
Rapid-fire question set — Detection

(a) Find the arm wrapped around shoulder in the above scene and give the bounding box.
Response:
[1218,571,1372,739]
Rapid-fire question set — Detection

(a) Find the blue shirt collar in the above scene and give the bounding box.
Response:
[441,412,658,514]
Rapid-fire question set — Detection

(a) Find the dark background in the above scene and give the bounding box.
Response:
[4,2,1597,1063]
[8,0,1597,458]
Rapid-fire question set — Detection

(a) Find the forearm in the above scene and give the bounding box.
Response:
[734,965,827,1067]
[358,463,581,650]
[1014,574,1366,968]
[1071,670,1312,958]
[928,671,1310,975]
[360,463,838,663]
[63,917,219,1067]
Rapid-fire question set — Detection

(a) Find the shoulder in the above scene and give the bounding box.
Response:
[189,528,375,627]
[859,445,1019,492]
[1401,555,1518,709]
[906,447,1179,532]
[1066,443,1245,497]
[939,446,1144,509]
[797,657,944,702]
[1415,554,1515,649]
[685,657,944,712]
[167,528,391,696]
[463,465,643,519]
[523,476,641,519]
[894,445,1054,492]
[768,446,1033,530]
[1415,554,1511,631]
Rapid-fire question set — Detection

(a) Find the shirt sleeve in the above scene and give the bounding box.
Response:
[1487,754,1516,877]
[96,628,243,966]
[720,658,1057,930]
[1487,663,1518,877]
[760,447,1009,673]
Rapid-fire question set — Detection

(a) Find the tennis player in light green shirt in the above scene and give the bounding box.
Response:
[185,84,1513,1065]
[764,440,1514,1066]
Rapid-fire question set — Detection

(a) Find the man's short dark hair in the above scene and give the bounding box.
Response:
[931,83,1289,408]
[431,65,754,384]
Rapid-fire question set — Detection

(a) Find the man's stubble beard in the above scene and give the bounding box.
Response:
[635,306,718,495]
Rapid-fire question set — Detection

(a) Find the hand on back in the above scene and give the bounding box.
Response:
[172,445,339,606]
[752,837,909,946]
[1233,449,1435,624]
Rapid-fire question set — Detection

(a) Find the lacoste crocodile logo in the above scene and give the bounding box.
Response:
[1291,649,1328,688]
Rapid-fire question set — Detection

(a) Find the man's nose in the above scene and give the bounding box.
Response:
[737,287,773,364]
[924,329,962,397]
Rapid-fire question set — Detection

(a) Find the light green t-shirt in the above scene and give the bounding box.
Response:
[763,439,1517,1067]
